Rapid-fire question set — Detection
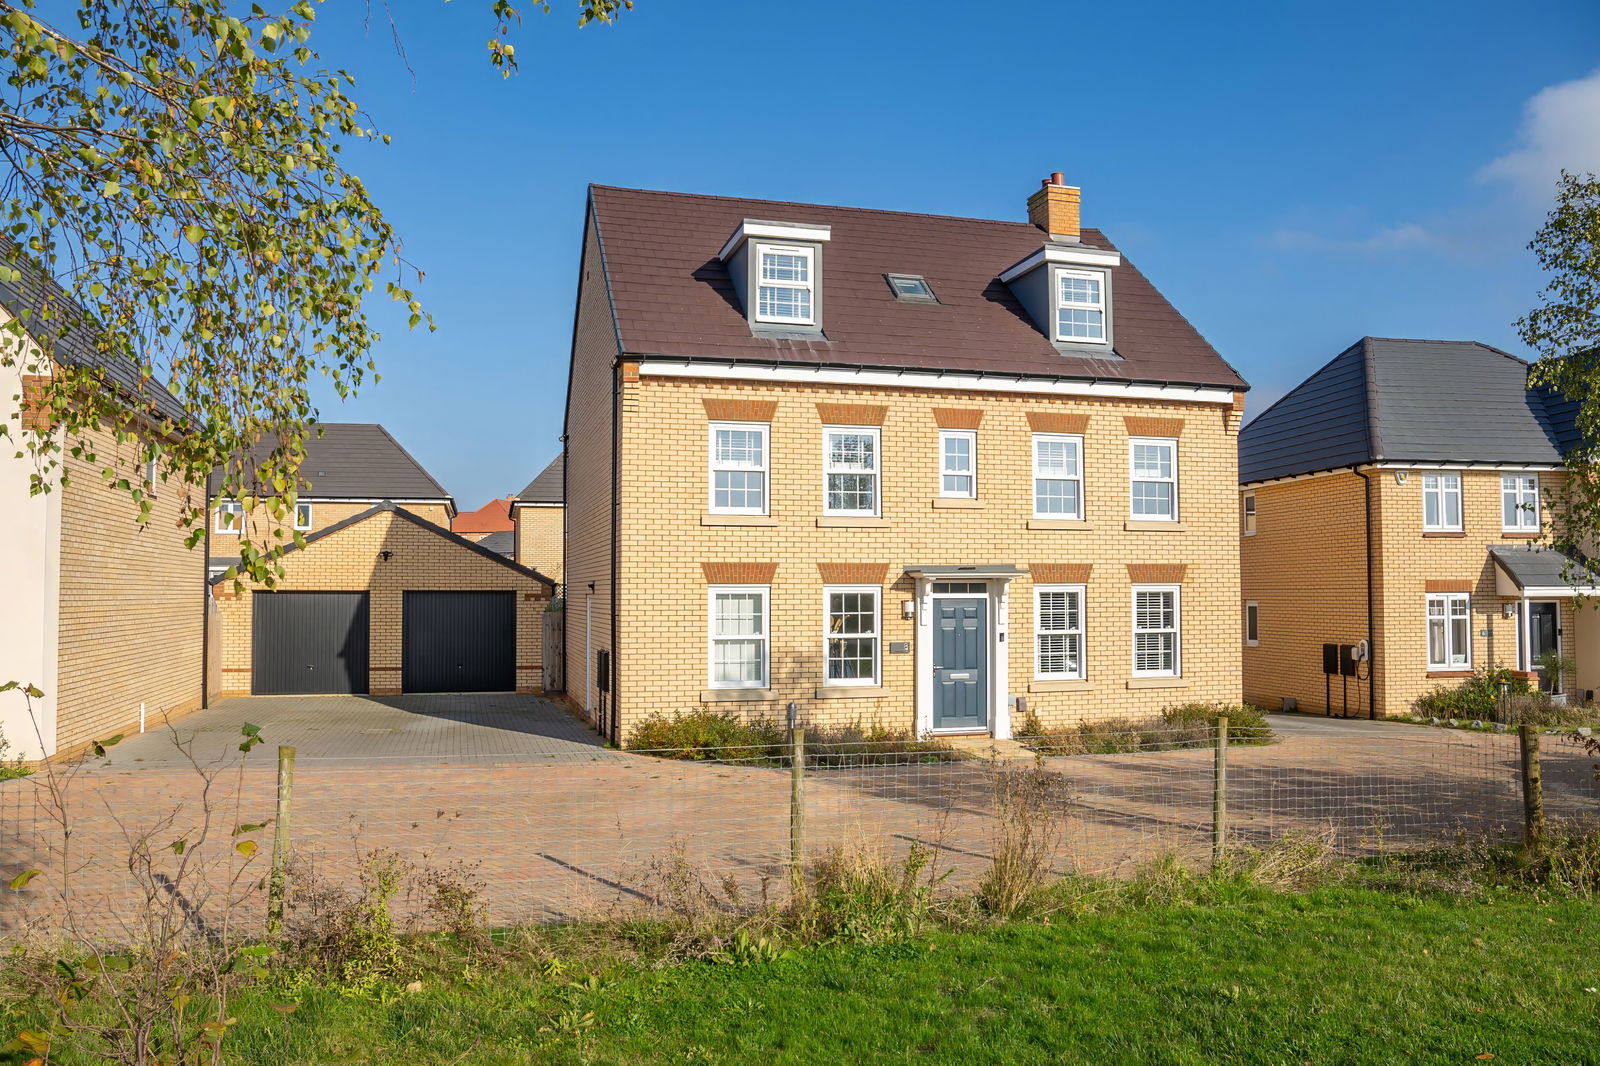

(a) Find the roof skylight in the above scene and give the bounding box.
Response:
[885,274,938,303]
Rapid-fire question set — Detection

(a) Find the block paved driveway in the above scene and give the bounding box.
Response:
[92,693,616,769]
[4,712,1596,939]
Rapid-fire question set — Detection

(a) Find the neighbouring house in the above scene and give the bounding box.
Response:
[0,257,205,761]
[475,530,516,559]
[211,503,554,697]
[512,453,563,587]
[563,175,1250,745]
[453,496,515,542]
[1239,338,1593,718]
[208,422,455,579]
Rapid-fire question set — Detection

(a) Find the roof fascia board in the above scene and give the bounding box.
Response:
[511,501,563,508]
[998,243,1122,283]
[635,358,1237,404]
[717,219,833,262]
[1369,461,1566,472]
[1240,465,1361,488]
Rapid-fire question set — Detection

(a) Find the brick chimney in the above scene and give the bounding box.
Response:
[1027,172,1080,241]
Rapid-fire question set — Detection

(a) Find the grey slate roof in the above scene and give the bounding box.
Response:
[0,242,189,423]
[476,530,515,558]
[210,423,452,502]
[1488,544,1598,594]
[517,453,564,505]
[1240,338,1577,484]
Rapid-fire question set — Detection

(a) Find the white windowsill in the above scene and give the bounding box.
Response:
[1029,679,1093,693]
[931,498,984,509]
[702,514,778,527]
[817,516,888,528]
[813,685,886,700]
[1026,519,1092,530]
[1125,520,1187,532]
[1126,677,1190,690]
[700,688,775,703]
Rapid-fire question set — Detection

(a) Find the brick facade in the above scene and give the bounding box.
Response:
[598,374,1243,741]
[1243,468,1579,717]
[213,508,550,697]
[514,504,563,587]
[55,424,206,755]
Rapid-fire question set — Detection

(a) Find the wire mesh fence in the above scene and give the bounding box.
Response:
[3,719,1597,942]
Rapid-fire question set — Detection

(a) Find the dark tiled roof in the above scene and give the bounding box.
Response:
[1488,544,1597,593]
[0,242,189,423]
[517,453,563,504]
[589,185,1246,390]
[1240,338,1576,484]
[453,497,514,534]
[208,502,555,589]
[476,529,515,558]
[210,423,452,502]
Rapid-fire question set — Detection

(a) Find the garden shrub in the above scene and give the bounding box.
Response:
[625,710,785,759]
[1160,702,1275,746]
[1016,704,1275,755]
[1412,666,1530,720]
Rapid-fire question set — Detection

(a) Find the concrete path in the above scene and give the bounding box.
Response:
[89,693,614,770]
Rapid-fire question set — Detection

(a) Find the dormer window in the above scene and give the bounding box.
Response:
[718,219,831,334]
[1056,270,1106,342]
[757,246,815,324]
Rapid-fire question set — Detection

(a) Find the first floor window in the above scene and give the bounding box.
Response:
[824,427,880,515]
[939,429,976,498]
[1501,474,1539,532]
[1132,585,1180,676]
[1242,494,1257,535]
[1422,472,1462,531]
[215,500,243,534]
[1035,585,1085,680]
[1130,438,1178,520]
[1033,433,1083,518]
[144,456,159,498]
[1245,601,1259,646]
[293,502,313,531]
[709,586,769,688]
[824,587,879,685]
[1426,593,1470,670]
[710,422,769,513]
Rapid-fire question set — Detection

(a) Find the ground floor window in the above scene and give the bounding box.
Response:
[1426,593,1470,670]
[824,586,880,685]
[708,586,768,688]
[1035,585,1085,680]
[1245,601,1259,646]
[1132,585,1181,676]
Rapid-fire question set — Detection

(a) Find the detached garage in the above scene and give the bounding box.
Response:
[214,503,555,697]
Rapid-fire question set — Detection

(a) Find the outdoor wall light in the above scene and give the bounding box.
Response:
[901,599,916,620]
[1503,603,1517,619]
[378,550,394,562]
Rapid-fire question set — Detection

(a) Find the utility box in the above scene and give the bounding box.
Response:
[1322,643,1340,675]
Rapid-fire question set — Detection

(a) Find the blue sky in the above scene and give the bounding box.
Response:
[306,0,1600,509]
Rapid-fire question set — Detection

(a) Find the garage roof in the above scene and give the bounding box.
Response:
[210,423,453,504]
[208,502,556,590]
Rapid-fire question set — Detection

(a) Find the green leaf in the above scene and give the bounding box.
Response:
[235,840,258,858]
[8,869,41,891]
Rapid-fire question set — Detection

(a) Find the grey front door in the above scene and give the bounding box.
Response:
[934,597,988,730]
[1529,602,1560,692]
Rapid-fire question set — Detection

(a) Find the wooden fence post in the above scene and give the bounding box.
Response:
[267,745,295,936]
[789,726,806,898]
[1518,724,1545,850]
[1212,716,1229,868]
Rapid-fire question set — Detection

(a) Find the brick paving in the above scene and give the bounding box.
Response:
[3,714,1596,941]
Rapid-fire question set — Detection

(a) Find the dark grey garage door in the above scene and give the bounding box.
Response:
[402,591,516,693]
[252,592,370,695]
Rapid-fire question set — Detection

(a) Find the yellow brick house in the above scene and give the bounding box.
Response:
[1240,338,1595,718]
[562,176,1251,744]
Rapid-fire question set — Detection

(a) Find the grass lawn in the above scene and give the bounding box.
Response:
[115,886,1598,1065]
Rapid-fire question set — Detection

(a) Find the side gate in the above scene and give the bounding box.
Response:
[542,602,566,693]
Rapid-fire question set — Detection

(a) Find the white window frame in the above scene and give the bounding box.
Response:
[822,425,881,517]
[1426,592,1472,671]
[1053,268,1107,344]
[1242,494,1257,536]
[293,502,313,532]
[1129,437,1179,521]
[755,243,816,326]
[214,500,243,535]
[1034,584,1086,681]
[1245,601,1259,646]
[1500,474,1539,533]
[1131,584,1181,678]
[1032,432,1084,520]
[938,429,976,499]
[822,585,880,687]
[707,421,770,515]
[1421,472,1463,532]
[143,456,158,499]
[707,585,770,690]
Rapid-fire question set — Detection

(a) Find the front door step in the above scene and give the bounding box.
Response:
[938,735,1035,760]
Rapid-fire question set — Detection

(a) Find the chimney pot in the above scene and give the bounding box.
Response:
[1051,172,1065,185]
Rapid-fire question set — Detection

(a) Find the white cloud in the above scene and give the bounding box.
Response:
[1478,68,1600,203]
[1267,222,1442,254]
